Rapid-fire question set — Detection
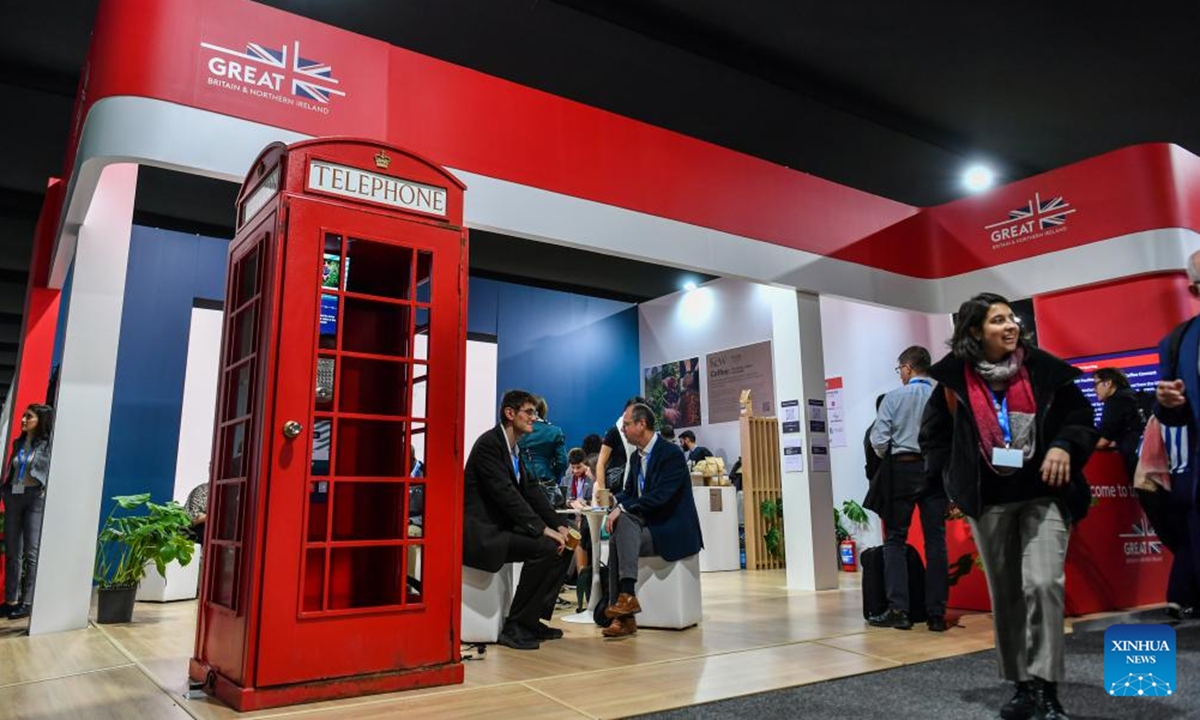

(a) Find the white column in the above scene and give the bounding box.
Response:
[773,290,839,591]
[172,307,223,503]
[30,164,137,635]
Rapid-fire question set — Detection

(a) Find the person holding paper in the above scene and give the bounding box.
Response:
[920,293,1096,720]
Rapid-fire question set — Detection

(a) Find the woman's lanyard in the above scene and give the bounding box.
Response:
[990,389,1013,448]
[12,446,31,494]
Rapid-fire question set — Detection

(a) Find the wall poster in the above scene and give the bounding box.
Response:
[706,340,776,424]
[644,357,702,429]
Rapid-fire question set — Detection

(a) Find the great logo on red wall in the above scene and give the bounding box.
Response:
[200,39,347,115]
[984,192,1077,249]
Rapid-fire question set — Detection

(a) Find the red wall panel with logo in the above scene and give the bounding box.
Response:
[66,0,1200,283]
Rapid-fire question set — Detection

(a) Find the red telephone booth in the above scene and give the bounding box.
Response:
[190,138,468,710]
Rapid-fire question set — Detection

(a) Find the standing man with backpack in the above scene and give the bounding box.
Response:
[866,346,948,632]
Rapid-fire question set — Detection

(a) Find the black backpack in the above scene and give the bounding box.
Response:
[592,562,613,627]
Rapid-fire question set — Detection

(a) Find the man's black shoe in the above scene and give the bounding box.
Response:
[926,615,947,632]
[1000,680,1036,720]
[1032,679,1069,720]
[535,622,563,640]
[866,608,912,630]
[7,604,30,620]
[1166,604,1195,621]
[496,624,540,651]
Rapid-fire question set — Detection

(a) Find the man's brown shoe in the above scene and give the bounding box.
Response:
[602,615,637,638]
[604,593,642,618]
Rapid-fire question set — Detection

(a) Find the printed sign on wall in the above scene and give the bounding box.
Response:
[706,340,775,424]
[644,357,702,429]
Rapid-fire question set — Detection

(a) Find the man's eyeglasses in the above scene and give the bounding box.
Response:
[517,407,539,419]
[1189,282,1200,298]
[894,364,909,374]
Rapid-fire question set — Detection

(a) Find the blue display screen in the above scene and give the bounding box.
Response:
[1067,348,1159,425]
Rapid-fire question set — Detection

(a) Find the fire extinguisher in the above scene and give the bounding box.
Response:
[839,538,857,572]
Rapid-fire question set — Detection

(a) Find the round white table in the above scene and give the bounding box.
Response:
[556,506,608,624]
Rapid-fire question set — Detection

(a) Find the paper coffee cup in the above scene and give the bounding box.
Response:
[565,527,582,550]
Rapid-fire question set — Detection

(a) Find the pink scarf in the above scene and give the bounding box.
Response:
[965,350,1037,469]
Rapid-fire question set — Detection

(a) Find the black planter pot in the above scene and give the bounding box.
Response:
[96,586,137,624]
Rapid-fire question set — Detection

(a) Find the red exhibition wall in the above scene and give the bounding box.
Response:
[69,0,1200,280]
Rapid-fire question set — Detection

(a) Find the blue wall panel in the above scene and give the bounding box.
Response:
[468,278,639,449]
[97,234,637,510]
[101,227,228,507]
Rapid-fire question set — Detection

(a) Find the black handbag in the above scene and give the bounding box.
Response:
[863,442,893,517]
[604,463,626,491]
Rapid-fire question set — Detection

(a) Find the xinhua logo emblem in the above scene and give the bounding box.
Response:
[1104,624,1176,697]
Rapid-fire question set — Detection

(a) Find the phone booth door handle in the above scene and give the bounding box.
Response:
[282,420,304,439]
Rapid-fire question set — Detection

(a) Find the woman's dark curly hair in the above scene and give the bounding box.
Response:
[949,292,1033,363]
[21,403,54,443]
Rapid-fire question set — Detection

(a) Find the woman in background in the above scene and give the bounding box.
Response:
[2,404,55,620]
[594,396,646,500]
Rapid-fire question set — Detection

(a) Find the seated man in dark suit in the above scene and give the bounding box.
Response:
[463,390,573,650]
[678,430,713,465]
[603,403,704,638]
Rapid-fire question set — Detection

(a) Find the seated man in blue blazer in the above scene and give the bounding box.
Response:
[603,403,703,638]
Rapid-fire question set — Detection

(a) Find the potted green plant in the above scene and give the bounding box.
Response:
[760,498,785,560]
[93,493,196,624]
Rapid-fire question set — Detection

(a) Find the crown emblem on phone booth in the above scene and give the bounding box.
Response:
[374,150,391,169]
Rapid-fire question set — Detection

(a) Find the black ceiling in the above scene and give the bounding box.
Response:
[2,0,1199,390]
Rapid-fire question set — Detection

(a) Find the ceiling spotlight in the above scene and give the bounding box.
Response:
[962,164,996,193]
[683,281,698,292]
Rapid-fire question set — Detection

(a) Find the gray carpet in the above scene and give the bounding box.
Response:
[637,617,1199,719]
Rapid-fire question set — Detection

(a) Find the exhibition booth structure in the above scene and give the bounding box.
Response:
[10,0,1200,655]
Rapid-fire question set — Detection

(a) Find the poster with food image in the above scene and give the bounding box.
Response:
[644,357,702,429]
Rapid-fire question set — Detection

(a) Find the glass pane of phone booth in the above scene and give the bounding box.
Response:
[302,232,427,615]
[206,241,265,611]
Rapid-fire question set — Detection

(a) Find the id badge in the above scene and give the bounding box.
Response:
[992,447,1024,469]
[10,482,24,495]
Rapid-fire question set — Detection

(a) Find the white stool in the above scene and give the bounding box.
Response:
[635,554,702,629]
[135,546,201,602]
[461,564,514,643]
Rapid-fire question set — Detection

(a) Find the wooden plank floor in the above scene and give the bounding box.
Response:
[0,571,1010,719]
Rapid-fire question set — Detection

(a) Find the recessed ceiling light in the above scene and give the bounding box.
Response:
[683,281,698,292]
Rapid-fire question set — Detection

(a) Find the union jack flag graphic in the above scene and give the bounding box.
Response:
[1118,516,1164,554]
[291,41,344,103]
[984,192,1076,231]
[200,39,347,104]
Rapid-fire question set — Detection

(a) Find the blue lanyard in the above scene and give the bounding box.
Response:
[16,447,29,482]
[637,459,645,495]
[909,378,932,387]
[511,452,520,480]
[573,476,586,499]
[990,390,1013,447]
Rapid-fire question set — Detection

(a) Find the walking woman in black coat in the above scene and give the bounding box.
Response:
[2,403,54,620]
[921,294,1095,720]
